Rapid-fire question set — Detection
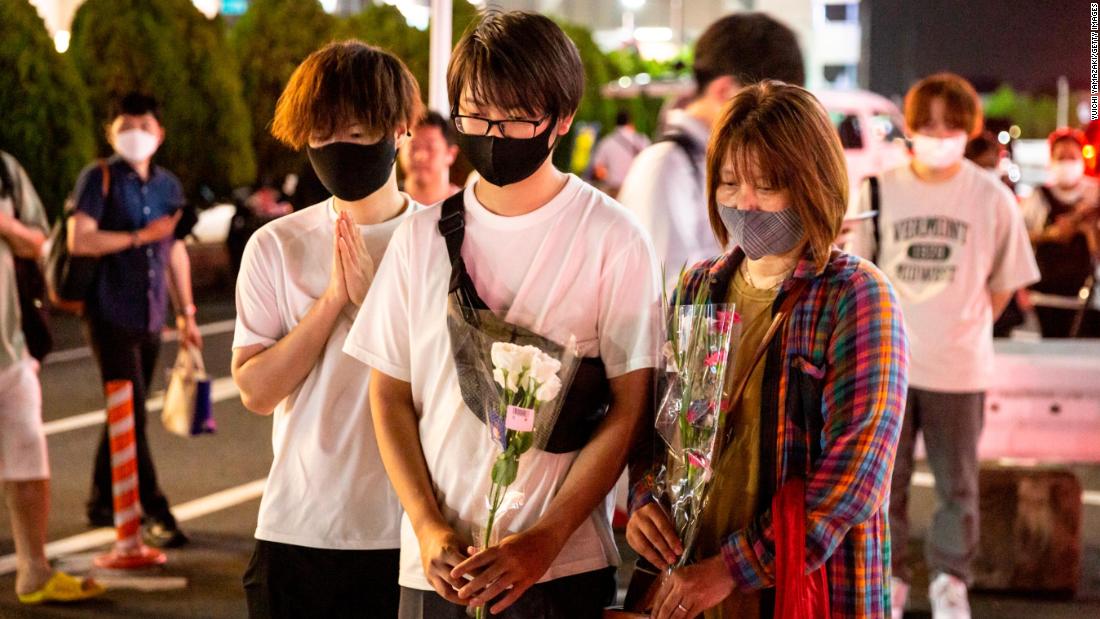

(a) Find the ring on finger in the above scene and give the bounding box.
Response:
[676,602,689,614]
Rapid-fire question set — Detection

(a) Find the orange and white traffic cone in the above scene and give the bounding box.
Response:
[94,380,167,569]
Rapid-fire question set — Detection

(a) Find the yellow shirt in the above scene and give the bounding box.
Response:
[698,267,778,619]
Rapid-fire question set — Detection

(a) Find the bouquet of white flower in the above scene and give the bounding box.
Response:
[469,341,573,619]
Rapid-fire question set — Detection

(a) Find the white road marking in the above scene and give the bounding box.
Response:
[0,479,265,576]
[91,575,189,591]
[53,552,188,590]
[42,377,240,436]
[44,319,237,365]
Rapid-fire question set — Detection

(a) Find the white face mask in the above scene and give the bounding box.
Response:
[911,133,968,169]
[113,129,159,164]
[1049,159,1085,187]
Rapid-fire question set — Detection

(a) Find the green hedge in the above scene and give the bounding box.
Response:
[0,0,95,219]
[231,0,335,183]
[70,0,255,200]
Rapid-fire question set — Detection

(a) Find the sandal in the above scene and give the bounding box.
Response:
[17,571,106,605]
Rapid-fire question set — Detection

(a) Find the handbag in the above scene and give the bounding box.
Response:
[773,477,830,619]
[14,255,52,361]
[46,159,109,315]
[608,278,810,618]
[162,345,215,437]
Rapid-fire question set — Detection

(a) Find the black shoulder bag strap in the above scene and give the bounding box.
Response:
[869,175,882,265]
[438,191,489,325]
[436,192,613,454]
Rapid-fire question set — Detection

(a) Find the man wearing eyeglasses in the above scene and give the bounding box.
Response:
[344,10,662,619]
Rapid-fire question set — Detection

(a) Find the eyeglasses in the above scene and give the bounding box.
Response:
[452,113,551,139]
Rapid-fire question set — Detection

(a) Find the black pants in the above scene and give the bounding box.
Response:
[243,540,400,619]
[85,318,174,525]
[1036,306,1100,338]
[398,566,617,619]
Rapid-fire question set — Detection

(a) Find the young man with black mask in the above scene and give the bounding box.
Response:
[345,11,661,619]
[618,12,803,284]
[231,41,422,618]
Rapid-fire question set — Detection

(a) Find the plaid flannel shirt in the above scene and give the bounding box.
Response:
[629,248,908,618]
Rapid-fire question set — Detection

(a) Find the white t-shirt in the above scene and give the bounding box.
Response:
[591,127,651,189]
[848,161,1039,392]
[618,110,721,285]
[344,175,661,590]
[233,196,422,550]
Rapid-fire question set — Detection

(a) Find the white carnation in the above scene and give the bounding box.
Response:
[535,375,562,402]
[528,351,561,386]
[491,342,522,372]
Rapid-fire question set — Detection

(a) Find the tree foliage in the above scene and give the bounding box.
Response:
[339,3,429,99]
[985,84,1060,139]
[70,0,255,200]
[557,20,614,131]
[0,0,95,219]
[232,0,335,183]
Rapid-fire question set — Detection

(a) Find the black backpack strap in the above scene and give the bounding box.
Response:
[869,175,881,265]
[657,131,704,180]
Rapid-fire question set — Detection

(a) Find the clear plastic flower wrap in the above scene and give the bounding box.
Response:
[446,306,581,619]
[654,287,739,567]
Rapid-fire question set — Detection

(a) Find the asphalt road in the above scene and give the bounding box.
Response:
[0,282,1098,618]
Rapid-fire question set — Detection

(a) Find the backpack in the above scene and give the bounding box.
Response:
[46,160,109,315]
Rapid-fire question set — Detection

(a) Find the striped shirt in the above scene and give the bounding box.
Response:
[630,248,909,618]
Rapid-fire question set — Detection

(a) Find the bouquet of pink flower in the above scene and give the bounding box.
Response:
[654,277,739,567]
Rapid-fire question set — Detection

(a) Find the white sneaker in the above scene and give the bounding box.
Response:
[890,577,909,619]
[888,580,906,615]
[929,573,971,619]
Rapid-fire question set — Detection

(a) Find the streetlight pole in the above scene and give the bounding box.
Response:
[621,0,645,45]
[429,0,453,116]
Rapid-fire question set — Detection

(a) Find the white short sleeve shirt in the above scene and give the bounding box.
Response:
[344,175,662,589]
[233,197,421,550]
[847,161,1039,392]
[617,110,721,285]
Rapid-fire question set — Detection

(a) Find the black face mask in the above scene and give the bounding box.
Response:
[455,118,558,187]
[306,138,396,201]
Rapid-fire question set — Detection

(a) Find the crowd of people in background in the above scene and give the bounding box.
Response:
[2,4,1097,618]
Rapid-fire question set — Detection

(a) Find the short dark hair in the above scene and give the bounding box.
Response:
[693,13,805,92]
[904,72,982,138]
[272,40,422,149]
[447,10,583,119]
[416,110,456,146]
[112,92,161,122]
[965,130,1000,162]
[615,109,631,127]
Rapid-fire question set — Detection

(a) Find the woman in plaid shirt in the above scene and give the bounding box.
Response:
[626,82,909,618]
